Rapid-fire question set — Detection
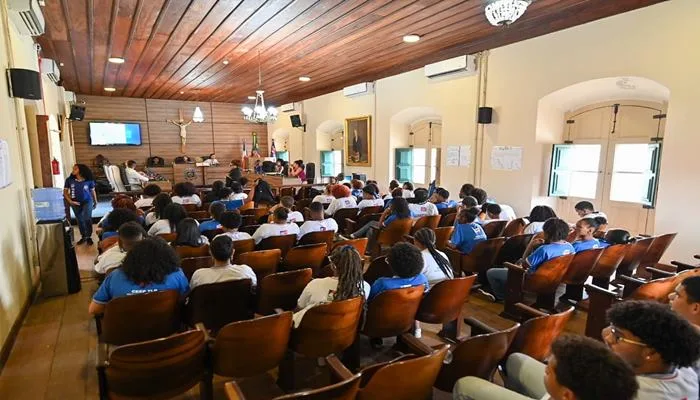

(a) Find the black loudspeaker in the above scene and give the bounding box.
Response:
[290,114,303,128]
[478,107,493,124]
[69,105,86,121]
[6,68,42,99]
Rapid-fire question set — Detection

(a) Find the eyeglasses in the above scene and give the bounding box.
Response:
[607,325,647,347]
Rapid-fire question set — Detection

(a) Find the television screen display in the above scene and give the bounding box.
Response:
[89,122,142,146]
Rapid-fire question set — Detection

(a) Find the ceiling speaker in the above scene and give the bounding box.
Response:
[68,105,86,121]
[6,68,42,99]
[478,107,493,124]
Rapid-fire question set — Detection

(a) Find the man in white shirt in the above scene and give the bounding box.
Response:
[252,208,300,244]
[214,211,253,242]
[125,160,149,190]
[190,236,257,289]
[408,188,439,217]
[201,153,220,166]
[298,202,338,240]
[134,184,161,208]
[356,185,384,211]
[94,222,145,274]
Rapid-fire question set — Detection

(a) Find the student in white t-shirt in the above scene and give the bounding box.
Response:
[134,184,161,209]
[413,228,453,286]
[325,184,358,216]
[228,181,248,201]
[356,185,384,211]
[293,245,370,327]
[267,196,304,223]
[252,208,301,244]
[478,203,508,226]
[574,200,607,220]
[298,202,339,240]
[312,185,335,205]
[94,222,145,274]
[190,235,257,290]
[523,205,557,235]
[145,193,172,227]
[148,203,187,236]
[402,182,415,199]
[408,188,439,217]
[214,211,253,242]
[170,182,202,207]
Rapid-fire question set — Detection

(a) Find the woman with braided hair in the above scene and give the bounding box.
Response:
[292,245,370,327]
[414,228,454,286]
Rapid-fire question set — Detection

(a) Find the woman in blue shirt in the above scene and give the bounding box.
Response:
[63,164,98,246]
[88,237,189,315]
[350,197,413,239]
[449,208,487,254]
[369,242,428,301]
[572,218,609,252]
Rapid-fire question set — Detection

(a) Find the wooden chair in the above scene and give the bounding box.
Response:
[257,234,298,258]
[181,256,214,281]
[363,256,393,285]
[332,208,360,233]
[225,373,361,400]
[283,243,328,274]
[97,330,209,400]
[409,215,441,235]
[638,232,677,274]
[438,212,456,227]
[189,210,209,220]
[241,215,259,227]
[98,236,119,254]
[202,228,224,242]
[369,218,414,258]
[243,207,270,221]
[182,203,199,212]
[416,275,477,339]
[280,187,295,198]
[433,226,454,251]
[589,243,629,289]
[502,218,527,237]
[232,238,256,263]
[240,224,260,236]
[294,198,312,212]
[157,232,177,242]
[298,230,335,254]
[257,269,313,315]
[615,236,654,279]
[174,243,210,259]
[239,249,282,282]
[446,237,506,278]
[96,290,180,346]
[332,238,369,256]
[185,279,254,334]
[438,207,457,217]
[559,247,605,303]
[502,254,575,318]
[362,286,425,339]
[482,220,508,239]
[494,234,534,267]
[344,211,382,236]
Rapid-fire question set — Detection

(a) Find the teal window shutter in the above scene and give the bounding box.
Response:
[320,151,334,177]
[395,148,413,182]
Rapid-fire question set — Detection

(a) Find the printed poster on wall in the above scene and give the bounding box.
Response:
[490,146,523,171]
[446,146,460,167]
[459,145,471,167]
[0,140,11,189]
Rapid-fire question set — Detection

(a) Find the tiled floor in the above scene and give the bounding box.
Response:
[0,227,588,399]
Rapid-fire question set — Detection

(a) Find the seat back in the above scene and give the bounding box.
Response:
[507,306,574,361]
[358,345,449,400]
[502,218,527,237]
[524,254,575,294]
[562,247,604,284]
[202,228,224,242]
[590,243,628,280]
[434,324,520,392]
[332,238,368,256]
[267,374,361,400]
[100,290,180,346]
[494,234,534,266]
[181,203,199,212]
[283,243,328,273]
[181,256,214,281]
[240,224,260,236]
[238,249,281,282]
[188,210,209,220]
[438,212,456,227]
[363,286,425,338]
[482,220,507,239]
[98,236,119,254]
[232,238,256,263]
[257,234,297,258]
[257,269,313,315]
[157,232,177,242]
[105,330,206,399]
[433,226,454,251]
[333,208,360,233]
[298,230,335,253]
[280,187,295,198]
[184,279,253,333]
[358,206,383,218]
[363,256,393,285]
[376,218,413,247]
[410,215,441,235]
[640,233,677,268]
[438,207,457,216]
[459,237,506,275]
[292,296,363,358]
[212,312,293,378]
[616,237,654,277]
[174,244,210,259]
[416,275,477,324]
[241,215,258,227]
[295,198,313,211]
[109,165,127,192]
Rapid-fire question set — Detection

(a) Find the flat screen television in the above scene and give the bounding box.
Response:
[89,122,142,146]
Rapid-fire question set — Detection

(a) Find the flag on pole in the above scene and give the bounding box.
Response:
[270,139,277,159]
[242,140,248,158]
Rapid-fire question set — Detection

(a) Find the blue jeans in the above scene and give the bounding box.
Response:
[71,201,93,240]
[486,267,508,300]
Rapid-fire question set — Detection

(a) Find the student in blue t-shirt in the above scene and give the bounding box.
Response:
[199,201,226,233]
[368,242,429,301]
[449,208,487,254]
[431,187,458,210]
[88,237,189,315]
[63,164,98,246]
[350,197,414,239]
[482,218,574,302]
[572,217,609,253]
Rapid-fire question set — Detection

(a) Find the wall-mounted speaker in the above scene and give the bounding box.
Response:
[290,114,303,127]
[68,105,86,121]
[478,106,493,124]
[6,68,42,99]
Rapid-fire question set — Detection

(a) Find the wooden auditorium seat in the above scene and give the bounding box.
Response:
[225,373,361,400]
[409,215,441,235]
[362,256,393,285]
[482,220,507,239]
[181,256,214,281]
[433,226,454,251]
[257,234,297,258]
[446,237,506,278]
[368,218,413,258]
[502,218,527,237]
[332,238,369,256]
[282,243,327,274]
[257,269,313,315]
[232,238,256,263]
[343,206,383,235]
[493,234,534,267]
[297,230,335,254]
[362,286,424,340]
[332,208,360,234]
[157,232,177,242]
[174,243,210,259]
[559,247,604,303]
[415,275,477,340]
[438,212,456,227]
[185,279,254,334]
[238,249,282,282]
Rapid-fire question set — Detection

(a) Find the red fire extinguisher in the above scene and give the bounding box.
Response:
[51,158,60,175]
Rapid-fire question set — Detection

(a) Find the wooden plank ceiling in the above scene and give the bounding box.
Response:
[37,0,666,105]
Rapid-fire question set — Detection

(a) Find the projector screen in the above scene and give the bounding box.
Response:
[89,122,142,146]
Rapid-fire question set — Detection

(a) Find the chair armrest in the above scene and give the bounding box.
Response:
[326,354,354,381]
[224,381,246,400]
[194,323,214,343]
[505,262,525,272]
[96,342,109,368]
[584,283,619,339]
[403,234,415,244]
[646,266,675,280]
[671,260,697,272]
[513,302,549,318]
[619,274,646,298]
[637,233,651,238]
[398,333,434,355]
[503,263,527,319]
[652,263,677,273]
[344,218,357,234]
[463,317,498,335]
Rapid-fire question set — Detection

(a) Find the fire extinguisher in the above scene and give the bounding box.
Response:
[51,158,60,175]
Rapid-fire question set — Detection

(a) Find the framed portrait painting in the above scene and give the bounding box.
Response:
[345,115,371,166]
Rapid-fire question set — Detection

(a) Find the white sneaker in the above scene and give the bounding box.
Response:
[413,326,422,338]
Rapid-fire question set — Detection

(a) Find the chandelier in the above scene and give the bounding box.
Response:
[241,51,278,124]
[485,0,531,26]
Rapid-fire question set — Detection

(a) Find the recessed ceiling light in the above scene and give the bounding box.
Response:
[223,60,229,65]
[299,76,311,82]
[180,91,185,94]
[402,34,421,43]
[108,57,125,64]
[247,96,256,100]
[59,62,64,66]
[104,87,116,92]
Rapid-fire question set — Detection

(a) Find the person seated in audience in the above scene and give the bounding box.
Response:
[203,180,226,203]
[293,245,370,327]
[458,195,479,213]
[414,228,453,286]
[134,183,161,208]
[453,334,639,400]
[368,242,428,301]
[124,159,149,190]
[470,188,488,205]
[449,208,487,254]
[593,216,608,235]
[190,236,256,290]
[383,180,400,199]
[431,187,458,210]
[478,203,504,224]
[94,222,146,275]
[572,218,608,252]
[251,178,275,205]
[350,179,364,198]
[144,193,172,227]
[171,182,202,207]
[199,201,226,233]
[357,185,384,211]
[239,176,249,188]
[402,182,415,198]
[483,218,573,302]
[215,211,252,241]
[459,183,475,199]
[88,237,189,315]
[268,196,304,223]
[670,276,700,329]
[575,200,607,220]
[172,218,208,247]
[298,202,338,240]
[97,195,144,234]
[99,208,141,240]
[325,184,358,216]
[523,205,557,234]
[251,208,300,244]
[148,203,187,236]
[229,182,248,201]
[349,197,413,244]
[383,187,403,210]
[601,228,632,246]
[312,185,335,205]
[202,153,219,166]
[408,188,439,217]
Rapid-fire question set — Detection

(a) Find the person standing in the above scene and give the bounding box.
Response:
[64,164,98,246]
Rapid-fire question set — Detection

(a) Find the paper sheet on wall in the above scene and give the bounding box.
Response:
[446,146,460,167]
[0,140,11,189]
[459,145,471,167]
[490,146,523,171]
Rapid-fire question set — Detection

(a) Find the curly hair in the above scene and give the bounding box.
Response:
[331,184,351,199]
[607,300,700,367]
[388,242,424,278]
[151,193,172,219]
[551,335,638,400]
[173,182,197,197]
[75,164,94,181]
[142,184,162,197]
[121,237,180,284]
[351,179,364,190]
[330,245,365,301]
[106,208,140,231]
[111,194,137,211]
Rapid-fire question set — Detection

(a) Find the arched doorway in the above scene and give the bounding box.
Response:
[390,107,442,187]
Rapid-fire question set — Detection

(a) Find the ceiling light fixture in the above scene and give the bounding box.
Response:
[299,76,311,82]
[59,62,64,66]
[402,34,421,43]
[241,51,278,124]
[180,91,185,94]
[223,60,229,65]
[108,57,125,64]
[104,87,116,92]
[247,96,256,100]
[484,0,531,26]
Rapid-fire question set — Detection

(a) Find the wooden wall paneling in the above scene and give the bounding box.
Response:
[79,95,148,120]
[211,102,245,124]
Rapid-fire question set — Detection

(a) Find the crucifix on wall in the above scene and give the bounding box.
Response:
[167,109,193,153]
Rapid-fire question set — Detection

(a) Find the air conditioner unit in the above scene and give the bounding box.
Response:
[64,91,76,103]
[40,58,60,83]
[424,55,477,79]
[280,103,298,113]
[8,0,45,37]
[343,82,373,97]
